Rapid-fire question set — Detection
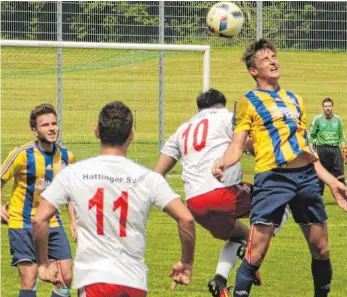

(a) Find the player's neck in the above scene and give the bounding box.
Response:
[37,140,55,153]
[324,113,333,119]
[256,79,279,91]
[100,144,127,157]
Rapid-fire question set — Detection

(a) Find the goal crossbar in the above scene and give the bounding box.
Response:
[1,40,211,91]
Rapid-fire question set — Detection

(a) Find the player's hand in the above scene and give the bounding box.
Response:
[70,220,77,242]
[169,261,192,290]
[1,201,9,224]
[329,181,347,212]
[212,158,225,181]
[38,262,64,285]
[342,147,347,165]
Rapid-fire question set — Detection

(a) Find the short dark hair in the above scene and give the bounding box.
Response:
[322,97,333,106]
[196,88,226,109]
[242,38,277,69]
[98,101,133,146]
[29,103,57,129]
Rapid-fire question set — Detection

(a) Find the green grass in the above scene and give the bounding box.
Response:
[1,47,347,297]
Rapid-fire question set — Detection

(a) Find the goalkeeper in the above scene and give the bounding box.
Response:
[308,97,346,195]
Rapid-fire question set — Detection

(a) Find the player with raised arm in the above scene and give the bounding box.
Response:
[212,39,347,297]
[32,101,196,297]
[0,104,76,297]
[154,89,288,297]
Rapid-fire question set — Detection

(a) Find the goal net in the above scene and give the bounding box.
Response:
[1,40,210,175]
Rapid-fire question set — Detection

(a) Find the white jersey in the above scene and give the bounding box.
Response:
[161,107,242,199]
[41,155,179,291]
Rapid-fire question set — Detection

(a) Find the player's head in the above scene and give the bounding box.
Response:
[242,38,280,82]
[30,103,58,143]
[196,88,226,110]
[322,97,333,116]
[96,101,134,147]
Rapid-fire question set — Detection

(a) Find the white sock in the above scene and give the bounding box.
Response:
[273,206,290,235]
[215,240,245,279]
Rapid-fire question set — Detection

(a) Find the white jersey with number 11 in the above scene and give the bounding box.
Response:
[41,155,179,291]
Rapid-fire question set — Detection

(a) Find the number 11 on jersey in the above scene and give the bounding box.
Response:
[88,188,129,237]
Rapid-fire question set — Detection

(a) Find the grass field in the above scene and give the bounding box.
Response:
[1,47,347,297]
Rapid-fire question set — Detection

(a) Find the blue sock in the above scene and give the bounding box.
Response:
[233,259,260,297]
[19,290,36,297]
[312,258,332,297]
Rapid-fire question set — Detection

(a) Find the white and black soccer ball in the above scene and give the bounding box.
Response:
[206,2,245,38]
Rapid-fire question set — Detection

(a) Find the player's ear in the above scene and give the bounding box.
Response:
[129,129,135,142]
[249,67,257,77]
[32,128,38,137]
[94,126,100,139]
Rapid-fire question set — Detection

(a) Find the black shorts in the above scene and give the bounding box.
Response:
[317,145,344,177]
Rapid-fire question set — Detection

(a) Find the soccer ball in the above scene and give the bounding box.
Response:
[206,2,244,38]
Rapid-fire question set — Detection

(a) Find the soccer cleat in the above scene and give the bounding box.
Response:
[208,275,232,297]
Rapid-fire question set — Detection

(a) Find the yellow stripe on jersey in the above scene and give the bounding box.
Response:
[234,88,317,173]
[1,142,75,228]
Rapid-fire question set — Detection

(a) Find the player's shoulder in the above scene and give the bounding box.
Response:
[7,142,36,158]
[312,114,323,123]
[57,144,74,154]
[334,114,342,121]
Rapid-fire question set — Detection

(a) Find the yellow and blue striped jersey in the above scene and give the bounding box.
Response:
[234,88,317,173]
[1,141,75,228]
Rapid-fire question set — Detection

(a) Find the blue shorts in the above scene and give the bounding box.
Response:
[9,226,72,266]
[251,164,328,226]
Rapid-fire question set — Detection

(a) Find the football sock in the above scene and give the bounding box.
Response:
[19,290,36,297]
[216,240,245,279]
[233,259,259,297]
[312,258,332,297]
[273,206,290,235]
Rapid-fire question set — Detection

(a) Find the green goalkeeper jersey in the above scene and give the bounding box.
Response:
[308,114,345,146]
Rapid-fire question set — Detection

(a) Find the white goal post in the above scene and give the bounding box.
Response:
[1,40,210,152]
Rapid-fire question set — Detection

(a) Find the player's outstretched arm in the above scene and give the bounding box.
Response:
[164,198,195,289]
[212,130,248,180]
[154,154,177,177]
[313,161,347,211]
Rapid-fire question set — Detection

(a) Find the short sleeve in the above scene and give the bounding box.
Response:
[41,166,71,211]
[160,131,181,161]
[68,151,76,164]
[234,97,253,133]
[1,148,24,183]
[145,172,179,210]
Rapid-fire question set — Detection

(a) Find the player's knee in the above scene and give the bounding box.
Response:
[19,271,38,290]
[310,241,330,260]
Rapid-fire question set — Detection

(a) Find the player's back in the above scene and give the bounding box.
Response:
[64,155,176,290]
[162,107,241,199]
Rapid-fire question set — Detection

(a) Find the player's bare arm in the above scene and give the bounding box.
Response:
[67,201,77,242]
[154,154,177,177]
[164,198,195,288]
[313,161,347,211]
[212,130,248,180]
[33,199,57,265]
[1,179,9,224]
